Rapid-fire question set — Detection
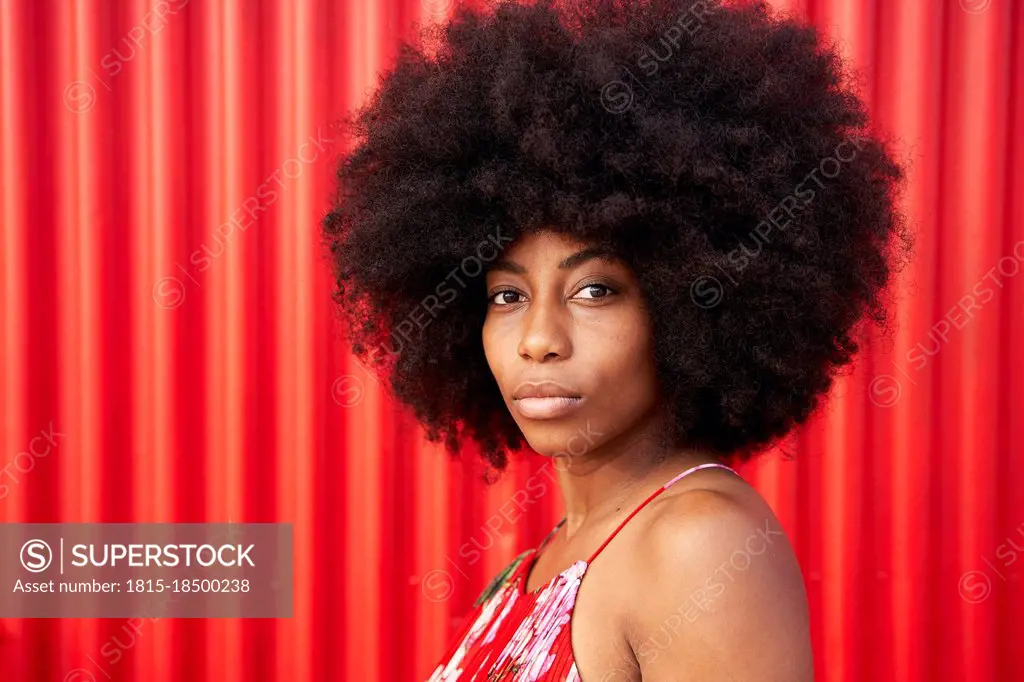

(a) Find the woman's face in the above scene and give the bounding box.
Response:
[482,230,661,462]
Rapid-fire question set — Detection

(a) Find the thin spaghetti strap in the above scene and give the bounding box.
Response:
[586,462,739,563]
[662,461,738,489]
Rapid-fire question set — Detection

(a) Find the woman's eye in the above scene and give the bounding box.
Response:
[490,290,524,306]
[574,284,614,300]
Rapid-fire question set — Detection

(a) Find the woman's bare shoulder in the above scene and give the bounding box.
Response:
[621,474,814,681]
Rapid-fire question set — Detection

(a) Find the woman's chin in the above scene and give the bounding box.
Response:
[519,420,604,462]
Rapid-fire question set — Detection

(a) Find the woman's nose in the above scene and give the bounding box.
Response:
[516,300,571,362]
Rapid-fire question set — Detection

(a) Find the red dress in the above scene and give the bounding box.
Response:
[427,462,739,681]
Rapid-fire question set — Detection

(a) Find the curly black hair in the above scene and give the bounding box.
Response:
[322,0,910,470]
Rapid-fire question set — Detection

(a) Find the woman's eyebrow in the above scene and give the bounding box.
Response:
[489,247,618,274]
[557,246,617,270]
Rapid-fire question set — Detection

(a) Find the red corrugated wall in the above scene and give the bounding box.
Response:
[1,0,1022,680]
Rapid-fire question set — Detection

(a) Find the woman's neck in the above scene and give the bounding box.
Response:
[550,418,721,538]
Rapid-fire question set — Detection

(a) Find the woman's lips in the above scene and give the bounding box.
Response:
[512,396,584,420]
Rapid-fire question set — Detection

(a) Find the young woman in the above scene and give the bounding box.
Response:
[322,0,909,679]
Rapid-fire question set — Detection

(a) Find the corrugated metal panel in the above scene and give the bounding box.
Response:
[0,0,1021,680]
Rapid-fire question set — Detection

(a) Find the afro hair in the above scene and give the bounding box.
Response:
[322,0,911,470]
